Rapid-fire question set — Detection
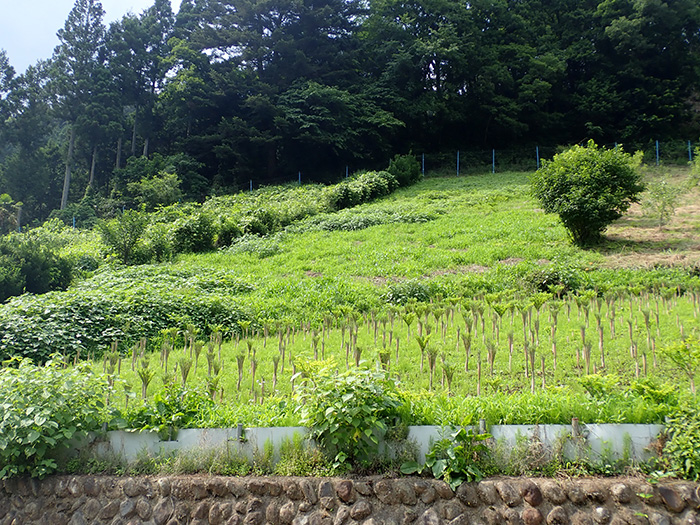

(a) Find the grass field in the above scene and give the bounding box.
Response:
[77,166,700,428]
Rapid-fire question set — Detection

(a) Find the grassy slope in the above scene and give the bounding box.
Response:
[96,169,700,425]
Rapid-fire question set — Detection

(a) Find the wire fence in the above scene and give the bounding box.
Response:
[244,139,697,190]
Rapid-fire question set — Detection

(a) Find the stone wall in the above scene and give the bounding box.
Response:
[1,475,700,525]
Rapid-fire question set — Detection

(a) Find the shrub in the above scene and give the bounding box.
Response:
[388,153,421,187]
[530,141,644,245]
[662,405,700,480]
[0,233,72,302]
[0,357,109,478]
[641,177,682,227]
[295,364,403,469]
[97,209,149,265]
[127,171,183,210]
[172,211,217,253]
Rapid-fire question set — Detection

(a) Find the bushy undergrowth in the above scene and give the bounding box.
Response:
[0,266,255,361]
[0,357,110,478]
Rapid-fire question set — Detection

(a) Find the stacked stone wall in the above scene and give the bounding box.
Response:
[2,475,700,525]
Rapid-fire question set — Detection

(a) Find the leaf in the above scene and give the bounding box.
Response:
[400,461,422,475]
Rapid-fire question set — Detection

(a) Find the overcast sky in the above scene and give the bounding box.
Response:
[0,0,182,74]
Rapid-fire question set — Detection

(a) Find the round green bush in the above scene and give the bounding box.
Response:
[530,141,644,246]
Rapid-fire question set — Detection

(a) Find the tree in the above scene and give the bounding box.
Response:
[52,0,107,210]
[530,140,644,245]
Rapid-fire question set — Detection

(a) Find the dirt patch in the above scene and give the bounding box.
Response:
[599,184,700,269]
[305,271,323,278]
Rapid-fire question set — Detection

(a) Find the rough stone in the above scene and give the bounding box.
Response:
[350,500,372,521]
[447,514,469,525]
[192,501,211,520]
[235,500,247,515]
[418,508,441,525]
[477,481,498,505]
[434,481,455,500]
[123,479,144,498]
[308,510,332,525]
[522,508,543,525]
[546,506,568,525]
[320,496,336,511]
[677,485,700,510]
[301,480,319,504]
[375,480,401,505]
[158,478,172,497]
[119,499,137,519]
[482,507,502,525]
[266,501,281,523]
[503,507,523,525]
[496,481,522,507]
[658,486,686,513]
[568,484,588,505]
[299,501,314,513]
[403,509,418,525]
[440,501,466,521]
[581,481,607,504]
[593,507,611,525]
[334,506,350,525]
[319,481,335,499]
[571,511,596,525]
[397,480,417,505]
[456,483,480,507]
[247,498,264,514]
[208,479,230,498]
[279,502,297,525]
[284,480,304,500]
[210,503,225,525]
[541,482,567,505]
[354,482,373,497]
[244,511,264,525]
[648,513,670,525]
[153,498,175,525]
[520,481,543,507]
[247,480,267,496]
[335,481,355,504]
[136,497,153,520]
[82,498,102,520]
[82,478,101,498]
[224,479,245,498]
[610,483,633,504]
[681,513,700,525]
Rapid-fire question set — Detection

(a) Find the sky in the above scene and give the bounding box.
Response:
[0,0,182,74]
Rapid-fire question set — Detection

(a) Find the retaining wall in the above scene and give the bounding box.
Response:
[2,474,700,525]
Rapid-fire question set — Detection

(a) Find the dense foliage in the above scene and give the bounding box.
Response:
[0,0,699,225]
[531,141,645,245]
[0,357,109,478]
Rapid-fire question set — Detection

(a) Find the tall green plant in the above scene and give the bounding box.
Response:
[0,357,109,478]
[294,364,403,468]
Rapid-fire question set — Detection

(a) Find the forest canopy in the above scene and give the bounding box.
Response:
[0,0,699,226]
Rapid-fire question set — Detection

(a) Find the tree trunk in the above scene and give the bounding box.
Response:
[115,137,122,169]
[88,144,97,188]
[131,108,138,155]
[142,136,149,157]
[60,125,76,210]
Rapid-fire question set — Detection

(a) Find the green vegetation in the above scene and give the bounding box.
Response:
[1,163,700,479]
[0,357,109,478]
[531,141,645,245]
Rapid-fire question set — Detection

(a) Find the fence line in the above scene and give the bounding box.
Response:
[242,139,696,191]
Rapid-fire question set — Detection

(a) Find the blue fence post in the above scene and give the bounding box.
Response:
[249,180,253,192]
[492,149,495,174]
[536,146,540,170]
[346,166,349,179]
[422,153,425,176]
[457,150,460,176]
[298,171,301,185]
[72,217,76,230]
[656,140,660,166]
[689,141,693,163]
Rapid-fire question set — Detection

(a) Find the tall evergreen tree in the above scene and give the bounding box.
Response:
[52,0,106,209]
